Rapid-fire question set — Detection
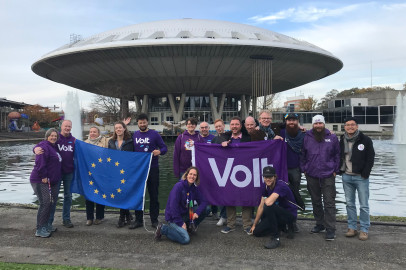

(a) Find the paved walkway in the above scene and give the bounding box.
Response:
[0,205,405,270]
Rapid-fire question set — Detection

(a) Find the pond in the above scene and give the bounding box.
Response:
[0,138,405,217]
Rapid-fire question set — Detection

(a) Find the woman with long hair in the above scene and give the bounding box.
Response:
[108,121,134,228]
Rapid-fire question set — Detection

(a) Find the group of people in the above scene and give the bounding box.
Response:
[30,110,375,250]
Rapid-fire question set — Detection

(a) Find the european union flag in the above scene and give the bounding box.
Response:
[72,140,152,210]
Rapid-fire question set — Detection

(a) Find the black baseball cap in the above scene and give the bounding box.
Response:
[284,113,299,121]
[263,166,276,177]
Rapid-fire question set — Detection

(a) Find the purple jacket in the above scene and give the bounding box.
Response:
[300,128,340,179]
[173,131,203,177]
[30,140,62,184]
[57,133,75,174]
[132,129,167,168]
[165,180,207,227]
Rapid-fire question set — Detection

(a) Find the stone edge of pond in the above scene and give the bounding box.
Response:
[2,202,405,226]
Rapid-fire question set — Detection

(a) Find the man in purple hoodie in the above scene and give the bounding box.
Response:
[300,115,340,241]
[173,117,203,178]
[35,120,76,229]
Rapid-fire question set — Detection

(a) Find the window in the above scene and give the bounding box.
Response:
[150,117,159,125]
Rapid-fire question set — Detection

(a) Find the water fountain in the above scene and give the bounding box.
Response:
[64,91,83,140]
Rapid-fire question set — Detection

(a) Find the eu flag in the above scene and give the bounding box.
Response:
[72,140,152,210]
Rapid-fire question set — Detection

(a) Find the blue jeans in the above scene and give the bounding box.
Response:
[162,212,206,244]
[342,173,370,233]
[61,173,73,221]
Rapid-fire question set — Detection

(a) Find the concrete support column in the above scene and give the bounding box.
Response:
[252,97,258,119]
[209,93,226,120]
[120,98,129,119]
[134,96,141,114]
[241,95,248,119]
[141,94,149,113]
[168,93,186,123]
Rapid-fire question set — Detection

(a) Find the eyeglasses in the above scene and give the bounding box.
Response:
[261,117,272,120]
[200,126,209,129]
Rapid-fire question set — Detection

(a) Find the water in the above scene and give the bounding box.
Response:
[64,91,82,140]
[1,138,406,217]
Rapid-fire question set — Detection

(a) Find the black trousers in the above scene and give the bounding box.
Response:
[85,199,105,220]
[253,204,295,238]
[135,167,160,223]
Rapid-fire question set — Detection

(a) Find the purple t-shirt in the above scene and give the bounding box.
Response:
[132,129,167,168]
[262,180,297,218]
[201,134,215,143]
[57,133,75,174]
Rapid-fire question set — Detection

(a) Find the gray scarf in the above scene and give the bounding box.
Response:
[343,129,360,160]
[87,135,103,145]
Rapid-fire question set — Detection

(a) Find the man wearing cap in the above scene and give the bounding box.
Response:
[340,117,375,241]
[250,166,297,249]
[279,113,305,232]
[301,115,340,241]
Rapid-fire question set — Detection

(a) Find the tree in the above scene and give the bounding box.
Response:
[90,95,121,123]
[257,93,281,111]
[21,104,60,128]
[298,96,318,111]
[318,89,339,109]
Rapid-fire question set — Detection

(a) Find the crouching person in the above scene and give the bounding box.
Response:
[251,166,298,249]
[155,167,207,244]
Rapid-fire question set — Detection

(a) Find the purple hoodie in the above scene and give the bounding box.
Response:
[165,180,207,227]
[57,133,75,174]
[173,130,203,177]
[300,128,340,179]
[30,140,62,184]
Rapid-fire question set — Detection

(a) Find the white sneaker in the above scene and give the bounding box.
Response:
[216,217,227,226]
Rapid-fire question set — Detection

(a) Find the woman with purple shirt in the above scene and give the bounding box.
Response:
[250,166,297,249]
[30,128,62,238]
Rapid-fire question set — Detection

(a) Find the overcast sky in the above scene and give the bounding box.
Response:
[1,0,405,110]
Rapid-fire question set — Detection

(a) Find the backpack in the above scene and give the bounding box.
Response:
[279,180,305,211]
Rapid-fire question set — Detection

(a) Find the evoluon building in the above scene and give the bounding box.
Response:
[32,19,342,125]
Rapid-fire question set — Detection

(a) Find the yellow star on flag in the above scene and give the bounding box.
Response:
[98,158,103,163]
[94,189,99,194]
[91,163,96,168]
[120,169,125,174]
[107,157,111,162]
[115,161,119,166]
[89,181,94,186]
[102,194,106,199]
[121,179,126,184]
[110,194,115,199]
[116,188,122,193]
[88,171,92,176]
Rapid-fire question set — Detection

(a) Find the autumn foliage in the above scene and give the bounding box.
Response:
[21,105,60,128]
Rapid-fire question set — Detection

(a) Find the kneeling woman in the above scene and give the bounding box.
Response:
[30,128,62,238]
[155,166,207,244]
[250,166,298,249]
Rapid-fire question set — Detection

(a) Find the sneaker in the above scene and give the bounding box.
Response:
[154,223,162,241]
[86,220,93,226]
[311,224,325,234]
[129,221,143,229]
[359,231,368,241]
[216,217,227,227]
[63,220,74,228]
[221,226,235,234]
[293,222,300,233]
[207,211,213,217]
[35,227,51,238]
[244,227,253,235]
[345,228,358,237]
[46,224,57,233]
[94,219,102,225]
[264,237,280,249]
[287,223,294,239]
[151,221,158,229]
[325,229,336,241]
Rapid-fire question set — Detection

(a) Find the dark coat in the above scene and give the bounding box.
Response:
[108,138,134,152]
[339,131,375,179]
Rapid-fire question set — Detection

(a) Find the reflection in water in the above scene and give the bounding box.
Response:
[0,138,405,217]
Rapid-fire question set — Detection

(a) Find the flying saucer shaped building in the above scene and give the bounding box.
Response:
[32,19,342,123]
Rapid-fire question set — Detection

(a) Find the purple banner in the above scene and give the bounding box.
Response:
[194,140,287,207]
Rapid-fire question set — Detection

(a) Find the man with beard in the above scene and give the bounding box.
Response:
[131,113,167,229]
[219,116,252,234]
[280,113,305,232]
[339,117,374,241]
[301,115,340,241]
